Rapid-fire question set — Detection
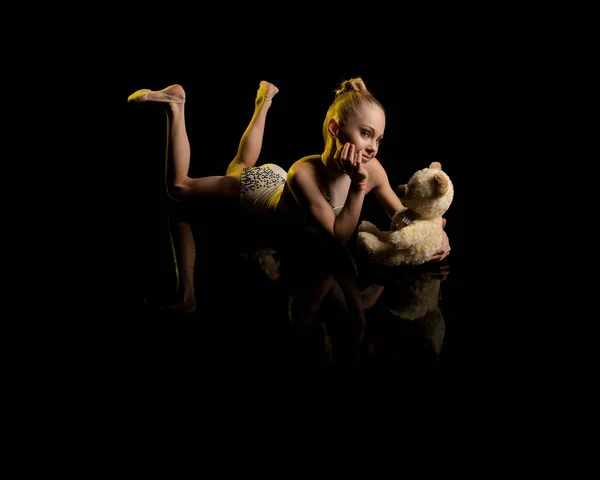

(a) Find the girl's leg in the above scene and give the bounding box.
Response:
[225,81,279,177]
[160,86,238,199]
[128,81,278,201]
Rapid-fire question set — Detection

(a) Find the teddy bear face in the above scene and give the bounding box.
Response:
[401,162,454,219]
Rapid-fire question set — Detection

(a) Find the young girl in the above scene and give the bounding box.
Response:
[128,78,449,306]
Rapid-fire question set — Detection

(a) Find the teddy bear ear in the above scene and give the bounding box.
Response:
[429,161,442,169]
[433,172,450,196]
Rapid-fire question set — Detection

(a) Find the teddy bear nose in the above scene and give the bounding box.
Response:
[395,184,407,197]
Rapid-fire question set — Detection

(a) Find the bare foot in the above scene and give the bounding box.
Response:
[255,80,279,108]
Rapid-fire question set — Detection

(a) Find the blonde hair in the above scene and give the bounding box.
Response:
[322,77,385,141]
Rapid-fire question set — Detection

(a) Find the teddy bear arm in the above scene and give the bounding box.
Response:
[358,220,381,235]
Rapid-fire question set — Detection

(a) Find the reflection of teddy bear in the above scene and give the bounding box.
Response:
[362,267,447,361]
[386,271,446,358]
[357,162,453,266]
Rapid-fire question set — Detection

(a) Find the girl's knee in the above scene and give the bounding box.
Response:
[168,183,188,200]
[226,163,244,178]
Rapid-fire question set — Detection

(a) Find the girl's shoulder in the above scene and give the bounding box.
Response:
[365,157,384,171]
[365,157,388,178]
[289,155,320,175]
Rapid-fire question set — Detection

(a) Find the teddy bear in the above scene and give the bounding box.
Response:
[357,161,453,266]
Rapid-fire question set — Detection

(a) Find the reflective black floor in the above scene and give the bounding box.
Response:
[124,200,465,388]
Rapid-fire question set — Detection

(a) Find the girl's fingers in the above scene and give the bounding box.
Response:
[342,143,350,158]
[348,144,356,168]
[334,145,346,171]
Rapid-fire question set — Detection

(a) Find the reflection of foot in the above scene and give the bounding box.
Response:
[160,297,196,317]
[128,84,186,104]
[256,80,278,107]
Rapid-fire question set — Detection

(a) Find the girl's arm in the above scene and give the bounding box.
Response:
[288,166,366,246]
[368,159,405,222]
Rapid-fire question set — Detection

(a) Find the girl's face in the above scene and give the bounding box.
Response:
[336,103,385,164]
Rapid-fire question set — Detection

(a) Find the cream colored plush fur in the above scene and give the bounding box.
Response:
[357,162,453,266]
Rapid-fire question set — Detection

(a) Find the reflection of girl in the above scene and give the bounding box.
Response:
[286,245,366,369]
